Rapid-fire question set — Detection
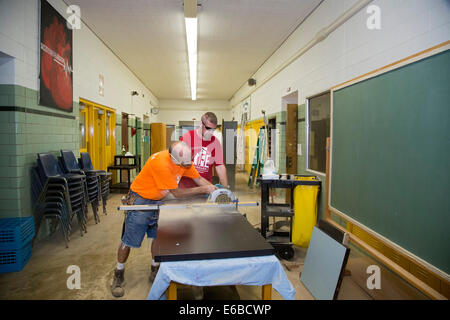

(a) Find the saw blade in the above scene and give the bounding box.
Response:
[215,193,232,204]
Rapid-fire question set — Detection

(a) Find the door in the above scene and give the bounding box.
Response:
[121,113,129,153]
[94,109,105,170]
[268,118,276,160]
[165,125,176,149]
[286,104,298,203]
[105,111,115,171]
[79,98,116,171]
[121,113,129,182]
[150,123,166,155]
[79,106,88,154]
[143,115,151,163]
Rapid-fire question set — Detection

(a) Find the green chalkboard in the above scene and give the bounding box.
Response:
[331,49,450,274]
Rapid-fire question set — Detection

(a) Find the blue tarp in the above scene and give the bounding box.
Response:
[147,255,296,300]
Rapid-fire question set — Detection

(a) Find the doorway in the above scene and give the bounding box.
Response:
[282,91,298,203]
[143,114,151,163]
[166,125,176,149]
[79,98,116,171]
[286,103,298,174]
[121,113,129,182]
[268,117,276,161]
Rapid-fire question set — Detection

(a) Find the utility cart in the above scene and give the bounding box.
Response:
[257,174,321,260]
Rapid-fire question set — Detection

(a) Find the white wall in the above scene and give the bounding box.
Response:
[230,0,450,118]
[157,99,231,125]
[0,0,159,119]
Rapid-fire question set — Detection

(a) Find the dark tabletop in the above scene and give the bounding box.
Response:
[153,206,274,262]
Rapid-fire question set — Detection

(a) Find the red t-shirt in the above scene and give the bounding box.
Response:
[178,130,224,188]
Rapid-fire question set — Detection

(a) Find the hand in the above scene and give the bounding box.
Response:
[202,184,218,194]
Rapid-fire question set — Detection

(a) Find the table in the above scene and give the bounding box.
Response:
[113,155,141,171]
[107,155,141,191]
[153,208,274,262]
[148,206,295,300]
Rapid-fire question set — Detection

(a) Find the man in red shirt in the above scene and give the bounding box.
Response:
[179,112,229,188]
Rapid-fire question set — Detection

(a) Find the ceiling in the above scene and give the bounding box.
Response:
[66,0,322,101]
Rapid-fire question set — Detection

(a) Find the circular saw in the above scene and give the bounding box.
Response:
[208,186,237,204]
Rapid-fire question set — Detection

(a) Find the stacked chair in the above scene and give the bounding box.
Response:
[32,153,88,248]
[31,166,71,248]
[78,152,111,215]
[59,150,101,224]
[31,151,111,248]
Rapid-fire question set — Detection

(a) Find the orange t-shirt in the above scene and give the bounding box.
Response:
[130,150,200,200]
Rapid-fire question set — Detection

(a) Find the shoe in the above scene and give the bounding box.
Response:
[111,269,125,297]
[149,265,159,283]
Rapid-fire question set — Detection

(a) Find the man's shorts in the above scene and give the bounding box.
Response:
[121,190,159,248]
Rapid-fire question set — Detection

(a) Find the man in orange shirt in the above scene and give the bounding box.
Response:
[111,141,217,298]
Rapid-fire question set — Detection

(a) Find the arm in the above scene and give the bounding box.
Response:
[170,177,217,198]
[192,176,213,187]
[169,183,217,198]
[215,165,228,187]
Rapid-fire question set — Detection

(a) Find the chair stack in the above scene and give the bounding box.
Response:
[79,152,112,215]
[33,153,87,247]
[99,172,111,214]
[31,166,72,248]
[59,150,100,224]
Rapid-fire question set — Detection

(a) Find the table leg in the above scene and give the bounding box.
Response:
[168,282,177,300]
[262,284,272,300]
[127,169,131,190]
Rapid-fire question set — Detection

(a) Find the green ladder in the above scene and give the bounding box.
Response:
[248,127,266,187]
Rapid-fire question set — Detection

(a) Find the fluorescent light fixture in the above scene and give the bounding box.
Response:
[185,17,197,100]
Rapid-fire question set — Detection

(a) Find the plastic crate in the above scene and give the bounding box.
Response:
[0,217,35,250]
[0,241,32,273]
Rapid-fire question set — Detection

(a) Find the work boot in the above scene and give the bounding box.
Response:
[111,269,125,298]
[149,265,159,283]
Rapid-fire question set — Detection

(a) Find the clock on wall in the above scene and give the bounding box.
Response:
[151,107,159,115]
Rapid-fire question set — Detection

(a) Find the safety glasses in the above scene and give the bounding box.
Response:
[202,121,216,131]
[170,153,192,168]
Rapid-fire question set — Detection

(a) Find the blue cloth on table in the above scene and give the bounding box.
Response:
[147,255,296,300]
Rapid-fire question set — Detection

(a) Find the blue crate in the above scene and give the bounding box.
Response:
[0,217,35,250]
[0,241,32,273]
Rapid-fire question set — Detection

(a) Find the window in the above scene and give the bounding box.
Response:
[79,111,86,149]
[106,112,111,146]
[307,92,330,173]
[267,118,276,159]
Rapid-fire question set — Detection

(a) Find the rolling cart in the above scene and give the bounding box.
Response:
[257,174,321,260]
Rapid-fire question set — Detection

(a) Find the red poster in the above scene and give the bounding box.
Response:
[39,0,73,112]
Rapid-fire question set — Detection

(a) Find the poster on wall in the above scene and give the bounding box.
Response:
[39,0,73,112]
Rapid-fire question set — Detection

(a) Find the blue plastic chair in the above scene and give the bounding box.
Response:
[37,153,87,237]
[60,150,100,223]
[79,152,111,214]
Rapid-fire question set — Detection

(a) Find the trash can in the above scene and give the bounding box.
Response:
[292,176,321,248]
